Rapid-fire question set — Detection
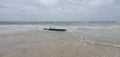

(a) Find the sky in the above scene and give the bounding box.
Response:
[0,0,120,21]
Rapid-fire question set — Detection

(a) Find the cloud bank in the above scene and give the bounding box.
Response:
[0,0,120,21]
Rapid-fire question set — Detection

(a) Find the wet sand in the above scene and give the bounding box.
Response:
[0,31,120,57]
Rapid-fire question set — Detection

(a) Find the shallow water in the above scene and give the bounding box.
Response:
[0,22,120,46]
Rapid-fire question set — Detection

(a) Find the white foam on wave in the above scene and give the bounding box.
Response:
[0,25,44,35]
[86,39,120,48]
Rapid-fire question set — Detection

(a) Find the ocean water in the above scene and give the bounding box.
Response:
[0,21,120,47]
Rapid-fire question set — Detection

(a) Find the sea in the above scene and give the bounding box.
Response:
[0,21,120,47]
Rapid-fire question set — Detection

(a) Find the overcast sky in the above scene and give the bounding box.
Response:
[0,0,120,21]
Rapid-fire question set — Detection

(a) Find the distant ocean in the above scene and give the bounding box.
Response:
[0,21,120,47]
[0,21,119,25]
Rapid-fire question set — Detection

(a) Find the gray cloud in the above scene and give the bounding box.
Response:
[0,4,6,8]
[0,0,120,21]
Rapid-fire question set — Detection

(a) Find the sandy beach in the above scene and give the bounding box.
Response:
[0,30,120,57]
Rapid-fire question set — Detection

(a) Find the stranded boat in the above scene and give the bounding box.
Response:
[44,28,66,32]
